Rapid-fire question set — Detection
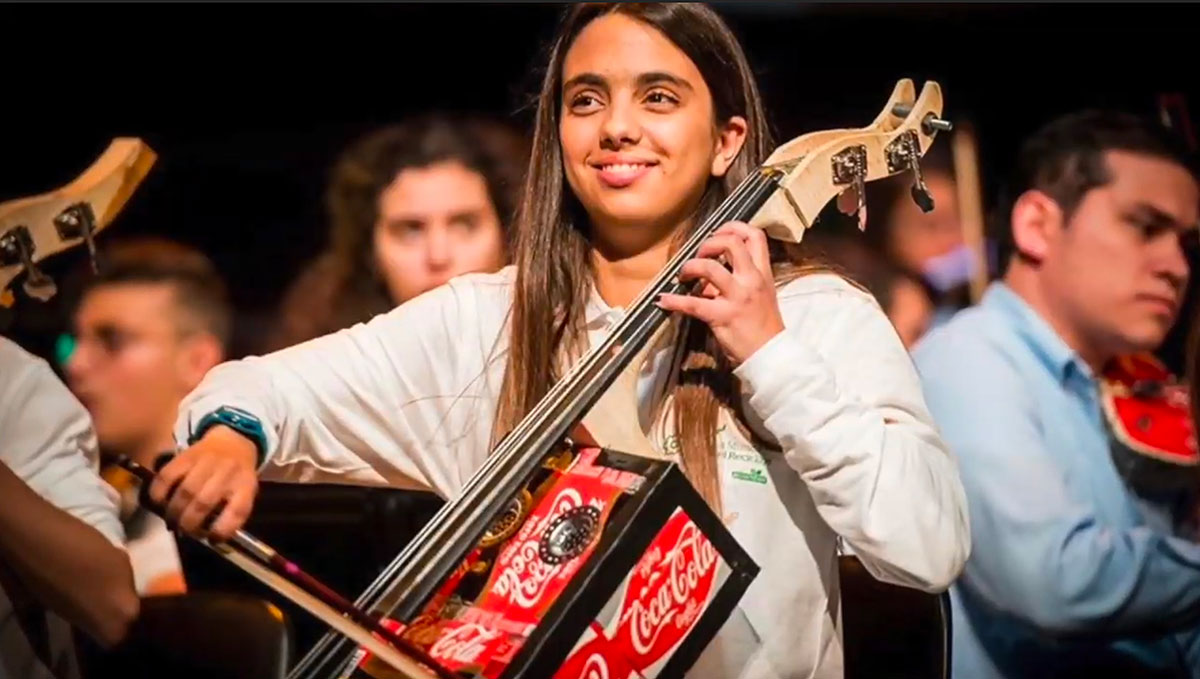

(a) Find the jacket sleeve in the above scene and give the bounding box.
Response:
[913,329,1200,636]
[173,278,498,499]
[732,280,971,592]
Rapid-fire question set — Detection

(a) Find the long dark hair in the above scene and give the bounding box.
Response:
[271,114,527,350]
[494,3,810,509]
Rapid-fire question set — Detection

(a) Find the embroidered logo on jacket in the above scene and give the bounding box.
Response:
[730,468,768,484]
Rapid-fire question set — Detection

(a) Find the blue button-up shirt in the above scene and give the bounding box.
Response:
[912,282,1200,678]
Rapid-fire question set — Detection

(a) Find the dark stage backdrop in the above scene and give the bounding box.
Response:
[4,0,1200,660]
[4,2,1200,367]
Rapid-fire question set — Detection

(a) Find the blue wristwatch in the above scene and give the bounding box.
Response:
[190,405,269,468]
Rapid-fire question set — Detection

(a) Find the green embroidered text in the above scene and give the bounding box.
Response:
[731,468,768,485]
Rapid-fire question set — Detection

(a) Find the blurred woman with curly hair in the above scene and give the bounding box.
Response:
[271,114,527,350]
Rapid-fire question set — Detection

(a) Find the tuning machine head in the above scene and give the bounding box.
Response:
[888,103,952,213]
[0,225,58,302]
[832,144,868,230]
[886,130,937,213]
[54,202,100,274]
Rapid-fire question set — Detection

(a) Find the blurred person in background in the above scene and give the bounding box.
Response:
[803,225,935,349]
[914,110,1200,678]
[871,263,936,349]
[269,114,527,350]
[65,238,232,597]
[260,114,526,649]
[865,144,974,327]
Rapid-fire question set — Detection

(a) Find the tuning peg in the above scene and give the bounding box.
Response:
[887,131,936,214]
[853,176,867,229]
[832,144,868,229]
[909,159,935,214]
[54,203,99,274]
[906,133,935,213]
[0,225,58,302]
[22,268,58,302]
[911,183,935,213]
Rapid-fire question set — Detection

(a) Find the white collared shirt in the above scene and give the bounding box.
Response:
[175,266,970,679]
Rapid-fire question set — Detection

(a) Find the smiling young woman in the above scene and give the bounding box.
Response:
[154,4,969,677]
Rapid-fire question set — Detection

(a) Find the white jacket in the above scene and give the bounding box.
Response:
[174,266,970,679]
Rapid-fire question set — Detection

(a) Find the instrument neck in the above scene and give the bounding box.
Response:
[311,167,782,643]
[288,167,782,678]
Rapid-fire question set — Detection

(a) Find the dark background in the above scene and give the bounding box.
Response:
[6,0,1200,661]
[5,2,1200,367]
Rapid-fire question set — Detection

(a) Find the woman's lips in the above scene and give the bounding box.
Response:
[594,161,655,188]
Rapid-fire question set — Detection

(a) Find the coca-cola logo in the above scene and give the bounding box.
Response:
[491,488,589,609]
[636,545,662,580]
[553,631,637,679]
[492,537,565,608]
[429,623,501,666]
[580,654,610,679]
[613,511,719,669]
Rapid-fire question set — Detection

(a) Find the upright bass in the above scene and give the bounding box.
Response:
[122,79,949,679]
[259,78,951,679]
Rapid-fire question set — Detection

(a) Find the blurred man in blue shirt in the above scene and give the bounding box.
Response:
[914,110,1200,678]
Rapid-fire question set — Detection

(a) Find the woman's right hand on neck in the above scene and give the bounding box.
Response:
[148,425,260,542]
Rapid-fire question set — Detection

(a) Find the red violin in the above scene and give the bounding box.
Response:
[1100,353,1199,494]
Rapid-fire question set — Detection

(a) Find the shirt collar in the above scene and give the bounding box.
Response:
[981,281,1094,386]
[584,280,625,330]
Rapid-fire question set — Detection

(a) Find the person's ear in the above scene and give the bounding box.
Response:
[1010,190,1064,263]
[711,116,748,178]
[176,333,224,391]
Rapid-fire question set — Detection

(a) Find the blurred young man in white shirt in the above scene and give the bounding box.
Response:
[66,238,231,596]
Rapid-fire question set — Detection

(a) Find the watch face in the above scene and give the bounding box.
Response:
[221,406,255,424]
[223,407,257,425]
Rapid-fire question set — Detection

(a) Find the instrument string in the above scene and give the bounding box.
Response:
[291,170,778,678]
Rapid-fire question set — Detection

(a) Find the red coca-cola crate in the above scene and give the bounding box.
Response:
[431,447,758,678]
[311,447,758,679]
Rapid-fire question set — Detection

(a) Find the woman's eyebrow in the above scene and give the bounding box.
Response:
[636,71,693,91]
[562,71,694,93]
[562,72,607,92]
